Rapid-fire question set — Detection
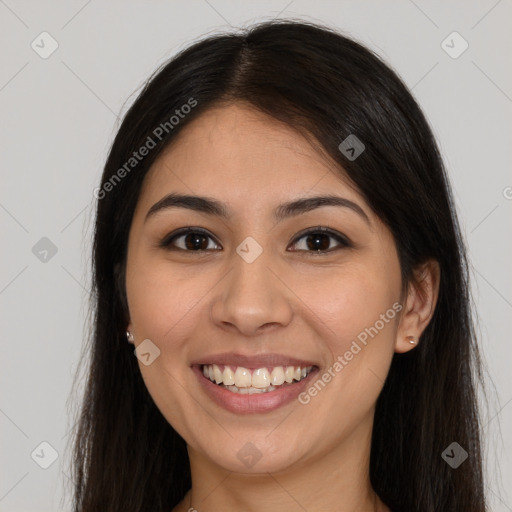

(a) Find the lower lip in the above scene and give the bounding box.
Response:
[192,365,319,414]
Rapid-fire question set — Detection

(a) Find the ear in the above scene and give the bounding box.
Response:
[395,259,440,354]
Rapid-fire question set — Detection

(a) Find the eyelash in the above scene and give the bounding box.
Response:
[158,226,352,255]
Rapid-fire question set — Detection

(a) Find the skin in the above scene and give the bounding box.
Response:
[125,102,440,512]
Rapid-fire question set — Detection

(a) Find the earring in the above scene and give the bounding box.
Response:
[406,335,416,345]
[126,330,134,342]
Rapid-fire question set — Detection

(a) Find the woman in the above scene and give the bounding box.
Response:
[69,19,488,511]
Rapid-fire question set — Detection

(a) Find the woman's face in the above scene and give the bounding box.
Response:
[125,102,412,474]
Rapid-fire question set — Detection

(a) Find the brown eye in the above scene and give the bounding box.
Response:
[288,227,351,253]
[160,228,220,252]
[159,226,351,254]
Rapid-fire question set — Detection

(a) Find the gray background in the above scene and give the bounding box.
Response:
[1,1,511,510]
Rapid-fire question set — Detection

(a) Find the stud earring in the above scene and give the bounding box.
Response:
[126,330,134,342]
[406,335,416,345]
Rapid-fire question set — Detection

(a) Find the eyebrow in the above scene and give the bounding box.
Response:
[144,192,371,226]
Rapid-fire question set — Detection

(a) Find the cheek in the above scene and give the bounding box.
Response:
[293,266,397,432]
[295,262,398,352]
[126,258,205,344]
[125,260,206,435]
[293,262,399,415]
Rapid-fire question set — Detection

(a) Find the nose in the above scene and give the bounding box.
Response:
[210,246,293,337]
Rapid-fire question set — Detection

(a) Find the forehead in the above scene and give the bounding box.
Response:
[137,103,365,214]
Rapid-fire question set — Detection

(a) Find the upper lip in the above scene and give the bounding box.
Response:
[191,352,318,369]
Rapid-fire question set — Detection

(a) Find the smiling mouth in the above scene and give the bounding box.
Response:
[200,363,317,394]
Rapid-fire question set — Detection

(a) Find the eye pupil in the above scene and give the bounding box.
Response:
[185,233,208,251]
[306,233,330,251]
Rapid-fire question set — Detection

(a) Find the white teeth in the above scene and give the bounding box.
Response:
[234,367,252,388]
[213,364,223,384]
[202,364,314,391]
[252,368,271,388]
[284,366,295,383]
[222,366,235,385]
[270,366,285,386]
[225,384,277,394]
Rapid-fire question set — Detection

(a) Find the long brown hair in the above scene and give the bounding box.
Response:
[67,19,489,511]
